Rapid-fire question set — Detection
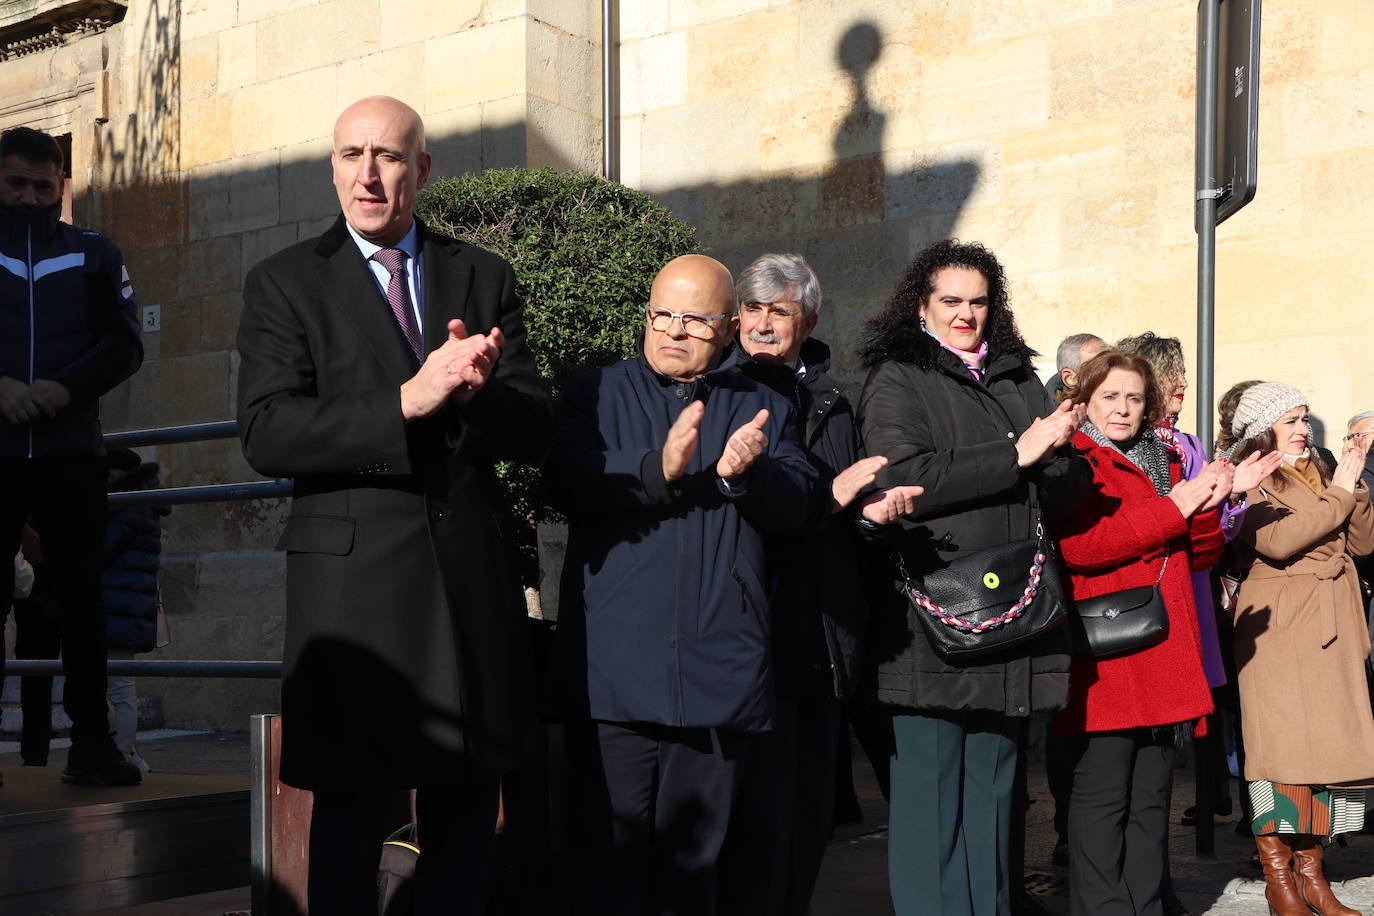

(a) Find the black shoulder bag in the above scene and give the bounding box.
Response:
[1071,556,1170,658]
[899,523,1068,661]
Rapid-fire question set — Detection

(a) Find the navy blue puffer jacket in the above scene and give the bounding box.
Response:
[102,460,169,652]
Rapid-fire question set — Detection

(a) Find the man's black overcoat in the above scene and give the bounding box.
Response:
[236,216,553,791]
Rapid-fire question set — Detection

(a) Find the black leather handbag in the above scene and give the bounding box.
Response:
[899,527,1068,662]
[1072,557,1170,658]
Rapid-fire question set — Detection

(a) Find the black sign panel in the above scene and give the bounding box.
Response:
[1215,0,1261,224]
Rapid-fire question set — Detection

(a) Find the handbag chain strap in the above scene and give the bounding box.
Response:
[896,522,1048,634]
[1153,554,1170,585]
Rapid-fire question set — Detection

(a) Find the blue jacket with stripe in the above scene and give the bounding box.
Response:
[0,204,143,458]
[543,350,820,731]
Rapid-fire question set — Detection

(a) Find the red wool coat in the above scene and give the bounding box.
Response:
[1052,431,1223,734]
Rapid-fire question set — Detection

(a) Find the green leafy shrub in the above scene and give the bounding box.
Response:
[415,168,697,585]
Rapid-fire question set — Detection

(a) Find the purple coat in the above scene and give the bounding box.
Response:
[1178,430,1247,687]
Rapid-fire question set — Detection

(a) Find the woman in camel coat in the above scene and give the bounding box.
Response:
[1229,382,1374,916]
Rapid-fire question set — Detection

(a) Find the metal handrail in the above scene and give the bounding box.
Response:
[79,420,290,680]
[104,420,240,447]
[110,479,292,507]
[6,660,282,678]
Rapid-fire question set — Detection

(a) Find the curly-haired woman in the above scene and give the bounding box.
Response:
[1228,383,1374,916]
[857,239,1088,916]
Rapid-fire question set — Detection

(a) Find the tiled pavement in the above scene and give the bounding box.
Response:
[5,731,1371,915]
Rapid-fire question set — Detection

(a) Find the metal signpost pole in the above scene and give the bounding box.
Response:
[1194,0,1222,859]
[1196,0,1221,461]
[602,0,619,183]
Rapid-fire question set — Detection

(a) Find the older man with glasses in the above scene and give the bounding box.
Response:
[1347,411,1374,665]
[544,254,819,915]
[1346,411,1374,490]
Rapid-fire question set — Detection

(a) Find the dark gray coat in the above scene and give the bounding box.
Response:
[237,217,554,791]
[737,338,869,701]
[857,325,1084,716]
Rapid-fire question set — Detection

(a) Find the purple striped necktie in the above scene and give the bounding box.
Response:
[372,247,423,361]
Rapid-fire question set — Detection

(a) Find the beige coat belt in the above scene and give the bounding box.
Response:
[1246,555,1350,648]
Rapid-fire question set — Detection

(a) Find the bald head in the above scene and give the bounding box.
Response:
[335,96,425,153]
[331,96,431,246]
[652,255,736,316]
[644,255,739,381]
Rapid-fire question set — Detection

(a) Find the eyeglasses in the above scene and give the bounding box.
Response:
[1344,430,1373,442]
[646,306,730,340]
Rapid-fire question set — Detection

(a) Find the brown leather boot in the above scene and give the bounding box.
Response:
[1291,834,1360,916]
[1254,834,1310,916]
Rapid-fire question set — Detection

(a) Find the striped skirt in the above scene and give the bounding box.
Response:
[1249,781,1367,836]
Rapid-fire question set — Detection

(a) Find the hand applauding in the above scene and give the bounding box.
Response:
[399,318,504,420]
[1016,399,1086,468]
[717,409,770,483]
[859,485,924,525]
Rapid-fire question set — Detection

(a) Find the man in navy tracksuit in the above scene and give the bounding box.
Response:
[545,255,819,915]
[0,127,143,786]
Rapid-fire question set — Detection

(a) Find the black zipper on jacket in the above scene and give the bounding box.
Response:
[819,613,845,698]
[731,568,751,614]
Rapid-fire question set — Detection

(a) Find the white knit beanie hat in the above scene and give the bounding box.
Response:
[1231,381,1307,445]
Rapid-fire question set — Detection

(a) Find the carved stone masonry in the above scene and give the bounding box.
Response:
[0,1,125,60]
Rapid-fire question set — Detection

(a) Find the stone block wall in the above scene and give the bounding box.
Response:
[621,0,1374,442]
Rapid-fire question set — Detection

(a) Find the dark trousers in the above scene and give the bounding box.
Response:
[564,720,749,916]
[308,780,500,916]
[887,710,1020,916]
[0,457,111,752]
[718,696,842,916]
[1047,729,1084,840]
[1068,729,1174,916]
[9,596,61,764]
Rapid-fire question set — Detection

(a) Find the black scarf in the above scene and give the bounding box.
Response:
[1082,422,1173,497]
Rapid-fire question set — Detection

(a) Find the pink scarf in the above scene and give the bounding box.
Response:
[934,337,989,382]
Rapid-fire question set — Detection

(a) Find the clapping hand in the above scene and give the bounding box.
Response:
[1167,468,1221,518]
[1015,399,1085,468]
[859,485,925,525]
[831,456,888,513]
[717,409,770,483]
[1199,460,1233,511]
[399,319,504,420]
[662,401,704,482]
[1332,436,1369,492]
[1229,450,1282,496]
[444,319,503,406]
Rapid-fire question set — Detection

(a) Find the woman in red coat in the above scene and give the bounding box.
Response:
[1052,350,1230,916]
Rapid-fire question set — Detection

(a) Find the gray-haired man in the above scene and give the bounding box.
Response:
[1046,332,1105,402]
[718,252,918,916]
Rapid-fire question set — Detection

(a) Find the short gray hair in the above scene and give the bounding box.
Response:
[1056,333,1104,373]
[1347,410,1374,431]
[736,253,822,318]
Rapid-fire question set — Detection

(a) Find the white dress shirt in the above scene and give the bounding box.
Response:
[345,220,425,333]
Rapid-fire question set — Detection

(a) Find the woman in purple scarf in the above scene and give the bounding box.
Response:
[1116,334,1281,683]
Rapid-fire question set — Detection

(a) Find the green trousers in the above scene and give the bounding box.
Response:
[888,710,1021,916]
